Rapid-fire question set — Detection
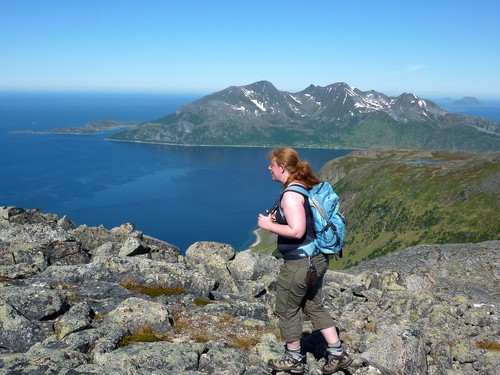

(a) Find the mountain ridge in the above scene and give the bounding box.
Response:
[109,81,500,152]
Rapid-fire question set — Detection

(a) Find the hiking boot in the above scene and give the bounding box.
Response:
[268,349,306,374]
[322,350,352,374]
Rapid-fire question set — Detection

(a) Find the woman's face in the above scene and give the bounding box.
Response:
[268,158,284,182]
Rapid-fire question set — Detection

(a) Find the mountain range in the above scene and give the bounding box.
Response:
[109,81,500,152]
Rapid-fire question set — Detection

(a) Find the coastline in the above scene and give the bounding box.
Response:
[106,137,349,150]
[249,228,262,248]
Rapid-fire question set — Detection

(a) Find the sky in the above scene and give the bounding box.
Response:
[1,0,499,99]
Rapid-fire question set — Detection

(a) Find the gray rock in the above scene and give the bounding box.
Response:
[0,350,86,374]
[1,206,499,374]
[0,260,45,279]
[110,222,136,235]
[91,241,119,258]
[0,206,26,219]
[54,301,94,339]
[45,239,90,265]
[143,234,182,263]
[349,241,500,305]
[72,281,133,315]
[93,341,206,373]
[186,241,236,265]
[0,285,67,321]
[0,298,49,352]
[186,241,239,295]
[24,341,90,370]
[0,208,88,273]
[361,324,427,375]
[102,297,172,335]
[70,224,128,253]
[57,215,76,231]
[228,250,280,299]
[199,342,247,374]
[118,237,150,257]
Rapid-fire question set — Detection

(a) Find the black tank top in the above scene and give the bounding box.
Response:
[275,186,315,259]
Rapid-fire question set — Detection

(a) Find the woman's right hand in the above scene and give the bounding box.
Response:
[257,213,274,231]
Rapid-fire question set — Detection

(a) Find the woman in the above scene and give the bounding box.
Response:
[257,147,351,375]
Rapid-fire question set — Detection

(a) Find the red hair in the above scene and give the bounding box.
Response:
[269,147,320,188]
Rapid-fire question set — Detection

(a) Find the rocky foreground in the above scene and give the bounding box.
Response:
[0,207,498,374]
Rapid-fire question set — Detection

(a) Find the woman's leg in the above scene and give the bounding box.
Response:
[274,258,309,343]
[269,258,309,373]
[303,254,337,335]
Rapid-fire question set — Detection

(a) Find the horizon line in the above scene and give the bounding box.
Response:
[0,88,499,101]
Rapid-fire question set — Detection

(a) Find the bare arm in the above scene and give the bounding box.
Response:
[257,191,306,239]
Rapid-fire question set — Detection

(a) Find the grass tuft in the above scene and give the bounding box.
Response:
[0,276,13,284]
[120,280,185,297]
[193,297,213,306]
[118,326,171,348]
[475,341,500,351]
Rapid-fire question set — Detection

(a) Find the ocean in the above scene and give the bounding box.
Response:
[431,98,500,121]
[0,92,353,253]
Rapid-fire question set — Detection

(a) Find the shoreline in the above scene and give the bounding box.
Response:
[106,137,352,150]
[248,229,262,248]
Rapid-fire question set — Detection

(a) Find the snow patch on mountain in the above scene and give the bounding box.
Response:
[251,99,267,112]
[241,87,267,112]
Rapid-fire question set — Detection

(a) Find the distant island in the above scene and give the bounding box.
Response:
[11,119,137,135]
[452,96,483,106]
[436,96,484,106]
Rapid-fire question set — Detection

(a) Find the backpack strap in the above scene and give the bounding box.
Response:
[283,184,309,197]
[268,184,309,215]
[282,184,319,258]
[278,184,309,217]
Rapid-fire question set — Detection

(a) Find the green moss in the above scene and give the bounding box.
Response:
[118,326,171,348]
[193,297,213,306]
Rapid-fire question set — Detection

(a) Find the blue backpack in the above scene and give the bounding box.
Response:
[281,182,346,258]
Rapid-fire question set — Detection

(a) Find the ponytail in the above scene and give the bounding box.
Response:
[293,160,320,188]
[269,147,320,189]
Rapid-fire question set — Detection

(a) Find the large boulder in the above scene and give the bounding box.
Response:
[0,298,50,353]
[360,324,427,375]
[102,297,173,335]
[0,207,89,276]
[185,241,239,295]
[228,250,280,300]
[0,285,67,320]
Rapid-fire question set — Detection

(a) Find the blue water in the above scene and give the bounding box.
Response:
[405,160,450,165]
[431,98,500,121]
[0,92,352,253]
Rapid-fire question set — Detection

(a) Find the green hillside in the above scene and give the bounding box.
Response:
[250,148,500,269]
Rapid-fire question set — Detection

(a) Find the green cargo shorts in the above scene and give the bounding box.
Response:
[274,253,336,343]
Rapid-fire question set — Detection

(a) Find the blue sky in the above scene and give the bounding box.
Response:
[1,0,499,98]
